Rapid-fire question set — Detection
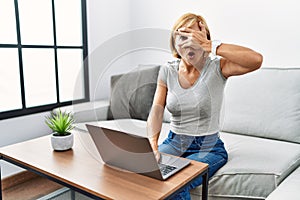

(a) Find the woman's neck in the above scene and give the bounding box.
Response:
[180,59,205,73]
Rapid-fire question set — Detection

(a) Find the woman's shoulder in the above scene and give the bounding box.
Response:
[158,59,179,84]
[208,55,220,64]
[206,56,221,70]
[162,59,180,71]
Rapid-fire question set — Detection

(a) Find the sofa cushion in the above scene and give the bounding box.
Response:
[191,131,300,199]
[107,65,160,121]
[220,67,300,144]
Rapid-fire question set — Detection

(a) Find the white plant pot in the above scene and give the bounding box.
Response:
[51,132,74,151]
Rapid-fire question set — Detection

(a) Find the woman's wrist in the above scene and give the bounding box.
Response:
[211,40,222,56]
[149,138,158,150]
[200,40,212,53]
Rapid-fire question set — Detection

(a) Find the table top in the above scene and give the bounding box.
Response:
[0,128,208,200]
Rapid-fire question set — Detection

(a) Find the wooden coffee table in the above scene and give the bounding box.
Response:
[0,128,209,200]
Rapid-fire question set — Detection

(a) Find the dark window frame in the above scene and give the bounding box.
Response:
[0,0,89,120]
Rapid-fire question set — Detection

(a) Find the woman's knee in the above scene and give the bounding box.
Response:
[186,152,227,176]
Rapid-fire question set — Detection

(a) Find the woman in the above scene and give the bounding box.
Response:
[147,13,263,199]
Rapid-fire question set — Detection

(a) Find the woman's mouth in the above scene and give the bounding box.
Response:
[187,51,195,59]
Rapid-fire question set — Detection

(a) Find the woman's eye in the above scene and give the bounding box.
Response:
[179,36,188,41]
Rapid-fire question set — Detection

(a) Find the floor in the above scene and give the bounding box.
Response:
[2,175,63,200]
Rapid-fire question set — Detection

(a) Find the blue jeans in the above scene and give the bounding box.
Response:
[159,131,228,200]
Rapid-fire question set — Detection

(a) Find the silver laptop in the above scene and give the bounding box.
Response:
[86,124,190,180]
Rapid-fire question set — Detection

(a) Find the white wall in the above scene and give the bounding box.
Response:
[128,0,300,67]
[87,0,132,101]
[88,0,300,100]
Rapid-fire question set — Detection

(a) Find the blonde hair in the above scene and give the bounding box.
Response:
[170,13,211,59]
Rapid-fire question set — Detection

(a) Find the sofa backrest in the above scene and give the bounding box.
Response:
[220,67,300,144]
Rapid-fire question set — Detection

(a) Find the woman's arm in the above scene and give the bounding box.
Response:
[147,80,167,159]
[217,44,263,78]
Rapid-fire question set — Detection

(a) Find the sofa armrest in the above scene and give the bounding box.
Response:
[53,100,110,123]
[266,165,300,200]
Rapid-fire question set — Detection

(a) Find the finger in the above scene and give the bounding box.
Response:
[157,152,162,163]
[181,42,193,49]
[175,37,192,48]
[178,27,196,33]
[157,152,161,162]
[179,39,193,46]
[199,21,207,34]
[174,30,191,37]
[181,42,199,50]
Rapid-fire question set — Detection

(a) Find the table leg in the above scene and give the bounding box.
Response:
[71,189,75,200]
[202,170,209,200]
[0,164,2,200]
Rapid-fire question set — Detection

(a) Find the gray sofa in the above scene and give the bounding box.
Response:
[56,66,300,199]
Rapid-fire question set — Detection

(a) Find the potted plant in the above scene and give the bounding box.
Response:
[45,109,75,151]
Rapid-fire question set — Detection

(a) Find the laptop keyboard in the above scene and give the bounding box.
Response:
[159,163,177,176]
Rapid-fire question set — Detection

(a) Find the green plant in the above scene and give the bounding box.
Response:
[45,109,75,136]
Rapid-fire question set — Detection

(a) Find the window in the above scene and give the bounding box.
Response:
[0,0,89,119]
